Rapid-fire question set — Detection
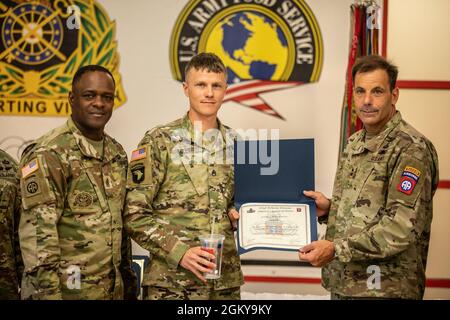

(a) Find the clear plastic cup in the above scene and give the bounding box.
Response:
[199,234,225,280]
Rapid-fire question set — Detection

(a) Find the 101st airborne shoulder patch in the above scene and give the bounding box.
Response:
[131,163,145,184]
[397,166,421,195]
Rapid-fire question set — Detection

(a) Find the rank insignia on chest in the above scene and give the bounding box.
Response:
[397,166,421,195]
[131,147,147,162]
[74,192,94,207]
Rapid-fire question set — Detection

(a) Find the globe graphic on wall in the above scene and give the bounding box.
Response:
[205,11,289,84]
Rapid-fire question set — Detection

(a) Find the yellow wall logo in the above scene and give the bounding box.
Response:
[0,0,125,117]
[170,0,323,119]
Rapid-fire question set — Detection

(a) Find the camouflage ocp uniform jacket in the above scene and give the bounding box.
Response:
[124,115,244,292]
[19,118,137,300]
[322,111,439,299]
[0,149,22,299]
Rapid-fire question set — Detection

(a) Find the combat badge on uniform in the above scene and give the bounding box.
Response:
[0,158,15,178]
[397,166,421,195]
[74,192,94,207]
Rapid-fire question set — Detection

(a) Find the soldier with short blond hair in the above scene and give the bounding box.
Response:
[124,53,243,300]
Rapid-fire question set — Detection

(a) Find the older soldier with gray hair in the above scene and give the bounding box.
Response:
[124,52,243,300]
[300,55,439,299]
[18,65,137,300]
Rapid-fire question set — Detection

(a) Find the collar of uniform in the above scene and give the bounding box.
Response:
[351,111,402,154]
[66,117,118,161]
[182,113,229,151]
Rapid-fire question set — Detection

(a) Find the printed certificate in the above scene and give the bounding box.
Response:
[238,203,312,251]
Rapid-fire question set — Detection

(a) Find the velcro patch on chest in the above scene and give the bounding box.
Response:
[131,147,147,162]
[397,166,421,195]
[74,191,94,207]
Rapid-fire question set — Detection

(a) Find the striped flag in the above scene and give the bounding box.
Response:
[340,1,382,154]
[224,80,302,120]
[131,147,146,162]
[21,159,38,178]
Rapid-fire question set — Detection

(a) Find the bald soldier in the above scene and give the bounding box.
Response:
[18,65,137,300]
[0,149,22,299]
[300,55,439,299]
[124,53,243,300]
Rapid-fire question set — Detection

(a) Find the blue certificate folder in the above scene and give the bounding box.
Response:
[234,139,318,254]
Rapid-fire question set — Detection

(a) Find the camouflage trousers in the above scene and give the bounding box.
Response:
[331,292,395,300]
[0,280,19,300]
[143,286,241,300]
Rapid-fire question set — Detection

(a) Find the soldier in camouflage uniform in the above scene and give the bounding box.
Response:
[0,149,22,299]
[18,65,137,300]
[300,55,439,299]
[124,53,244,300]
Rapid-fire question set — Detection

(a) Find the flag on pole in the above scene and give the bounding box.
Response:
[339,1,382,154]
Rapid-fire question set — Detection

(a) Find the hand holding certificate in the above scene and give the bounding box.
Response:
[234,139,317,254]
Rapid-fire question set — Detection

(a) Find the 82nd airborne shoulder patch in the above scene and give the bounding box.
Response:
[397,166,421,195]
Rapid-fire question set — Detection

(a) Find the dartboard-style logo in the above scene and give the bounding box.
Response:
[26,180,39,194]
[0,0,126,117]
[2,3,64,65]
[170,0,323,119]
[397,176,416,195]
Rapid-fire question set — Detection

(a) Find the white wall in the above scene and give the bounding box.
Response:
[0,0,448,299]
[388,0,450,299]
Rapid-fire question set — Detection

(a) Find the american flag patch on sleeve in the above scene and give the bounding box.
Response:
[21,159,39,178]
[131,147,147,162]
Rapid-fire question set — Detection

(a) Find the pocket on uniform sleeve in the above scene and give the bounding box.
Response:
[21,155,56,209]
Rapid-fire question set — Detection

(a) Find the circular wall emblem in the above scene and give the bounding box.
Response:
[170,0,323,83]
[2,3,63,65]
[0,1,126,117]
[169,0,323,118]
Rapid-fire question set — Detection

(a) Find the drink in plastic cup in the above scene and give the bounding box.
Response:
[199,234,225,280]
